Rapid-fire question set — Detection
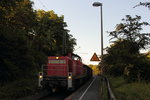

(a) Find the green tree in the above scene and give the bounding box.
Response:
[34,10,76,56]
[0,0,37,82]
[0,0,36,32]
[134,2,150,9]
[110,15,149,51]
[103,40,132,76]
[103,15,150,82]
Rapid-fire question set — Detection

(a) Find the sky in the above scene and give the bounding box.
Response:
[31,0,150,65]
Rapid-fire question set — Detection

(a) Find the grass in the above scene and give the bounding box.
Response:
[108,75,150,100]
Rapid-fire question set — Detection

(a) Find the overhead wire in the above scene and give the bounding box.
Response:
[38,0,48,10]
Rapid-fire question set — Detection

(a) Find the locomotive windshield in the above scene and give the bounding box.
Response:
[49,60,66,64]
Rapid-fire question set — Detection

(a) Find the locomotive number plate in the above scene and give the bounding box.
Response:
[49,60,66,64]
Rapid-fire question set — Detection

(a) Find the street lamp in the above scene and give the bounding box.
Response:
[92,2,103,61]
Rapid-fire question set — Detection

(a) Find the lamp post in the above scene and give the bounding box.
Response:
[92,2,103,61]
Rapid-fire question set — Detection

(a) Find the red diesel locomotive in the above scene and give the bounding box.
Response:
[38,53,92,92]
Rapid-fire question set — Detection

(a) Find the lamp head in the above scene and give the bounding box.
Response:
[93,2,102,7]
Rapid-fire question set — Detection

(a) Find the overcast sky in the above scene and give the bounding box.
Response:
[31,0,150,64]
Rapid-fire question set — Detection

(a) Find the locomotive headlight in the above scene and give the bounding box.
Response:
[68,76,72,79]
[39,75,43,79]
[39,72,43,79]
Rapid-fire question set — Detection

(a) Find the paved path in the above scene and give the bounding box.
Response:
[65,76,101,100]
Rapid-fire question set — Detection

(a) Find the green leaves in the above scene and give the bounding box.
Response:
[34,10,76,56]
[134,2,150,10]
[103,15,150,82]
[109,15,149,51]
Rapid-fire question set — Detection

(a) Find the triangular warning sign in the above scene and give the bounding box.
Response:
[90,53,100,61]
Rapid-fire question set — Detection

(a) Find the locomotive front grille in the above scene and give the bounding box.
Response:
[42,65,68,77]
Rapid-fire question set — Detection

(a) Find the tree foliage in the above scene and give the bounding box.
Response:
[0,0,37,82]
[110,15,149,51]
[33,10,76,55]
[134,2,150,10]
[89,65,100,75]
[103,15,150,82]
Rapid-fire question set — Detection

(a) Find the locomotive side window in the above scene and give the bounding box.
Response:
[49,60,66,64]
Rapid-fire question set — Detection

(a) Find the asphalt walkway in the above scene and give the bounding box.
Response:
[65,76,101,100]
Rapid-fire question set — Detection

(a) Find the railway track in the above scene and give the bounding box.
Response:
[38,89,73,100]
[38,80,89,100]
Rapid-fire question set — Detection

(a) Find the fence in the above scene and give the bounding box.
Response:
[100,75,116,100]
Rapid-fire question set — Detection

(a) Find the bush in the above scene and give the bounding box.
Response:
[0,76,39,100]
[123,55,150,82]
